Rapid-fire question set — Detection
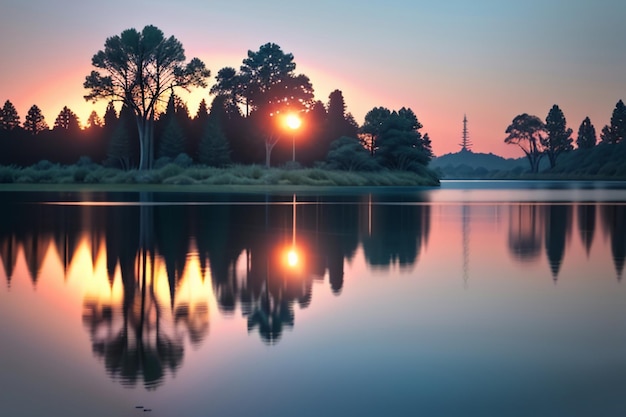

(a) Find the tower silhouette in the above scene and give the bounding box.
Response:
[459,114,472,152]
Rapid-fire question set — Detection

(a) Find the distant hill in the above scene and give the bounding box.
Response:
[430,149,531,178]
[431,142,626,179]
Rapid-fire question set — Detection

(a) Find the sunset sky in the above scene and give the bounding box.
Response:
[1,0,625,158]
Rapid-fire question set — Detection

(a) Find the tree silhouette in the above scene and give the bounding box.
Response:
[360,107,391,156]
[316,89,359,162]
[375,107,432,170]
[106,105,135,169]
[504,114,545,173]
[53,106,81,131]
[85,110,103,129]
[543,104,573,168]
[157,94,187,159]
[326,136,381,171]
[84,25,210,170]
[1,100,20,131]
[600,100,626,144]
[576,117,597,149]
[210,67,251,116]
[23,105,48,135]
[189,98,210,158]
[198,118,231,167]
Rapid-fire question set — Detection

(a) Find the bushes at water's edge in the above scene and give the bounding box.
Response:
[0,160,440,187]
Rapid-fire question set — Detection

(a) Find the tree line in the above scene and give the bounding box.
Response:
[0,25,433,174]
[504,100,626,173]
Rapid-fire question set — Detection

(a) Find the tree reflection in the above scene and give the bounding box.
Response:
[361,195,430,270]
[508,204,543,262]
[577,204,596,256]
[601,205,626,280]
[85,203,165,389]
[5,190,626,392]
[0,192,432,353]
[544,205,572,281]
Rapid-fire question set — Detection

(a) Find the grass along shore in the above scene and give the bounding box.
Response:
[0,161,440,190]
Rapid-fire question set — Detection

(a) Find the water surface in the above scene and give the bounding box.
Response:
[1,181,625,417]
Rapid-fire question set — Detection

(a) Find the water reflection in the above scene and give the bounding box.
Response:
[2,191,626,391]
[506,202,625,281]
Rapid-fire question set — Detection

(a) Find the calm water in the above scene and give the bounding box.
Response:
[1,181,625,417]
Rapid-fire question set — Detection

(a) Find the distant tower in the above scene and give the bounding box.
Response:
[459,114,472,152]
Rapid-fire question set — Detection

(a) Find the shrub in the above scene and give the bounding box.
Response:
[0,166,16,183]
[34,160,54,170]
[162,175,197,185]
[173,153,193,168]
[73,167,89,182]
[154,156,172,169]
[76,156,94,167]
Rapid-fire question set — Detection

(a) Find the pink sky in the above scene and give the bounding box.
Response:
[1,0,625,159]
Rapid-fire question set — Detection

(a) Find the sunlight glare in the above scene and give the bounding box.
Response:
[287,248,299,267]
[285,114,301,130]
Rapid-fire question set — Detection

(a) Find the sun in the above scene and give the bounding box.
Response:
[285,113,302,130]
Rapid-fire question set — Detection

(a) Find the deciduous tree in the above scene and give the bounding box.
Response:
[504,114,545,173]
[84,25,210,170]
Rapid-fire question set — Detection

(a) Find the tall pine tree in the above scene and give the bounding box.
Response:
[1,100,20,131]
[600,100,626,144]
[576,117,597,149]
[543,104,573,168]
[23,105,48,135]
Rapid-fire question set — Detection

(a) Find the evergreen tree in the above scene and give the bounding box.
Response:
[1,100,20,131]
[543,104,573,168]
[375,108,431,171]
[198,118,231,167]
[189,99,210,160]
[23,105,48,135]
[157,94,187,159]
[86,110,103,129]
[600,99,626,144]
[106,106,134,169]
[360,107,392,156]
[576,117,597,149]
[195,99,209,123]
[326,89,358,141]
[53,106,81,131]
[103,102,118,129]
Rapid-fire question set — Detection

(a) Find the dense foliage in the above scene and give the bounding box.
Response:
[1,34,437,183]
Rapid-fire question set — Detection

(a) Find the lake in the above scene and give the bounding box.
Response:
[1,180,625,417]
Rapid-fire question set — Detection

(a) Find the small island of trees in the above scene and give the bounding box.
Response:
[0,25,437,187]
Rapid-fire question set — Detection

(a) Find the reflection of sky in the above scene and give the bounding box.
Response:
[1,189,626,416]
[2,0,626,157]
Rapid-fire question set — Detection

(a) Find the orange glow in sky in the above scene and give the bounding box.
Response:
[1,1,625,158]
